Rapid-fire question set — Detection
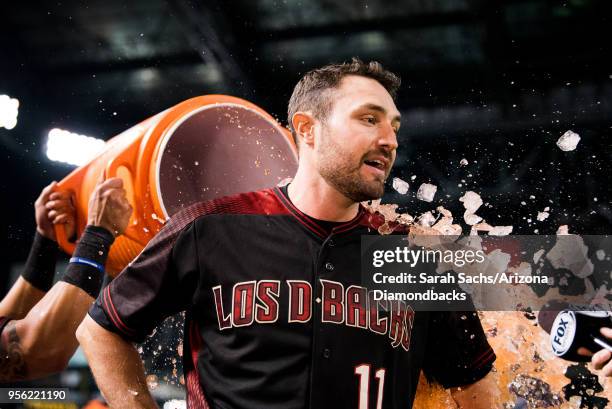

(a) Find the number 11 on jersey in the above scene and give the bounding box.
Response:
[355,364,386,409]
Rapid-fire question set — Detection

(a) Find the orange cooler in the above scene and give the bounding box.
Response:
[56,95,298,275]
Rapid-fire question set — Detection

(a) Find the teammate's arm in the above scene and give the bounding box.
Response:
[77,315,158,409]
[0,282,101,380]
[0,178,132,381]
[449,372,502,409]
[0,182,74,318]
[0,278,46,320]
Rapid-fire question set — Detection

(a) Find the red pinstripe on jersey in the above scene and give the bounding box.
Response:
[471,346,496,370]
[102,286,137,338]
[186,321,210,409]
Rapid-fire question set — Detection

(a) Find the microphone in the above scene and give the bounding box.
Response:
[548,309,612,362]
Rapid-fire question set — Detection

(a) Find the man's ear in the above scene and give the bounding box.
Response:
[292,112,316,148]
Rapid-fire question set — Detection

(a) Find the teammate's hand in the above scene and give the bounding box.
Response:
[87,177,133,237]
[35,181,76,241]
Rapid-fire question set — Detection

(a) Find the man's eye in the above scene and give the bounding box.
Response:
[362,116,377,124]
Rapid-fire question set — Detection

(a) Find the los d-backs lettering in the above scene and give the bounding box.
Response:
[212,279,415,351]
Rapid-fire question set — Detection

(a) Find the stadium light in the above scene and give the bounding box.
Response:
[46,128,106,166]
[0,94,19,130]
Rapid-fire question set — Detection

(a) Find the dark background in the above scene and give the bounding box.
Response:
[1,0,610,296]
[0,0,612,296]
[0,0,612,284]
[1,1,611,406]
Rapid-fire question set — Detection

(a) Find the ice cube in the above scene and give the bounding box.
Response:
[432,210,455,232]
[433,222,462,236]
[418,211,436,227]
[473,222,493,232]
[436,206,452,218]
[416,183,437,202]
[533,249,545,264]
[596,249,605,261]
[546,235,593,278]
[397,213,414,225]
[459,191,483,213]
[459,158,469,166]
[536,211,549,221]
[556,130,581,151]
[464,212,483,226]
[392,177,409,194]
[362,200,412,225]
[377,223,393,235]
[489,226,513,236]
[376,203,400,221]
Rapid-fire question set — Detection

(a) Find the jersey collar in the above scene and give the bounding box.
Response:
[273,186,365,239]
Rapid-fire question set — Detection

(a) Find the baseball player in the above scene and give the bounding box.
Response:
[0,177,131,381]
[77,59,499,408]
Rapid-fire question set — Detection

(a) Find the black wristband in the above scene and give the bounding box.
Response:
[21,232,59,292]
[61,226,115,298]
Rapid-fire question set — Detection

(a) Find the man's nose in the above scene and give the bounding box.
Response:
[378,122,398,151]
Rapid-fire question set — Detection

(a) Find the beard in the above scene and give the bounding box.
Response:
[316,127,388,203]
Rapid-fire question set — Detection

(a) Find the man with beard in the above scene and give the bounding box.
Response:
[77,59,499,409]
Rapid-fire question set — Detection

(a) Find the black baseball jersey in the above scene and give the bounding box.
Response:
[89,186,495,409]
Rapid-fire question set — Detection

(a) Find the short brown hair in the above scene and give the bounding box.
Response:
[287,58,401,147]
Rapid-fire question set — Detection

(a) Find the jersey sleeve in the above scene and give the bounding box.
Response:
[422,311,496,389]
[88,214,200,343]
